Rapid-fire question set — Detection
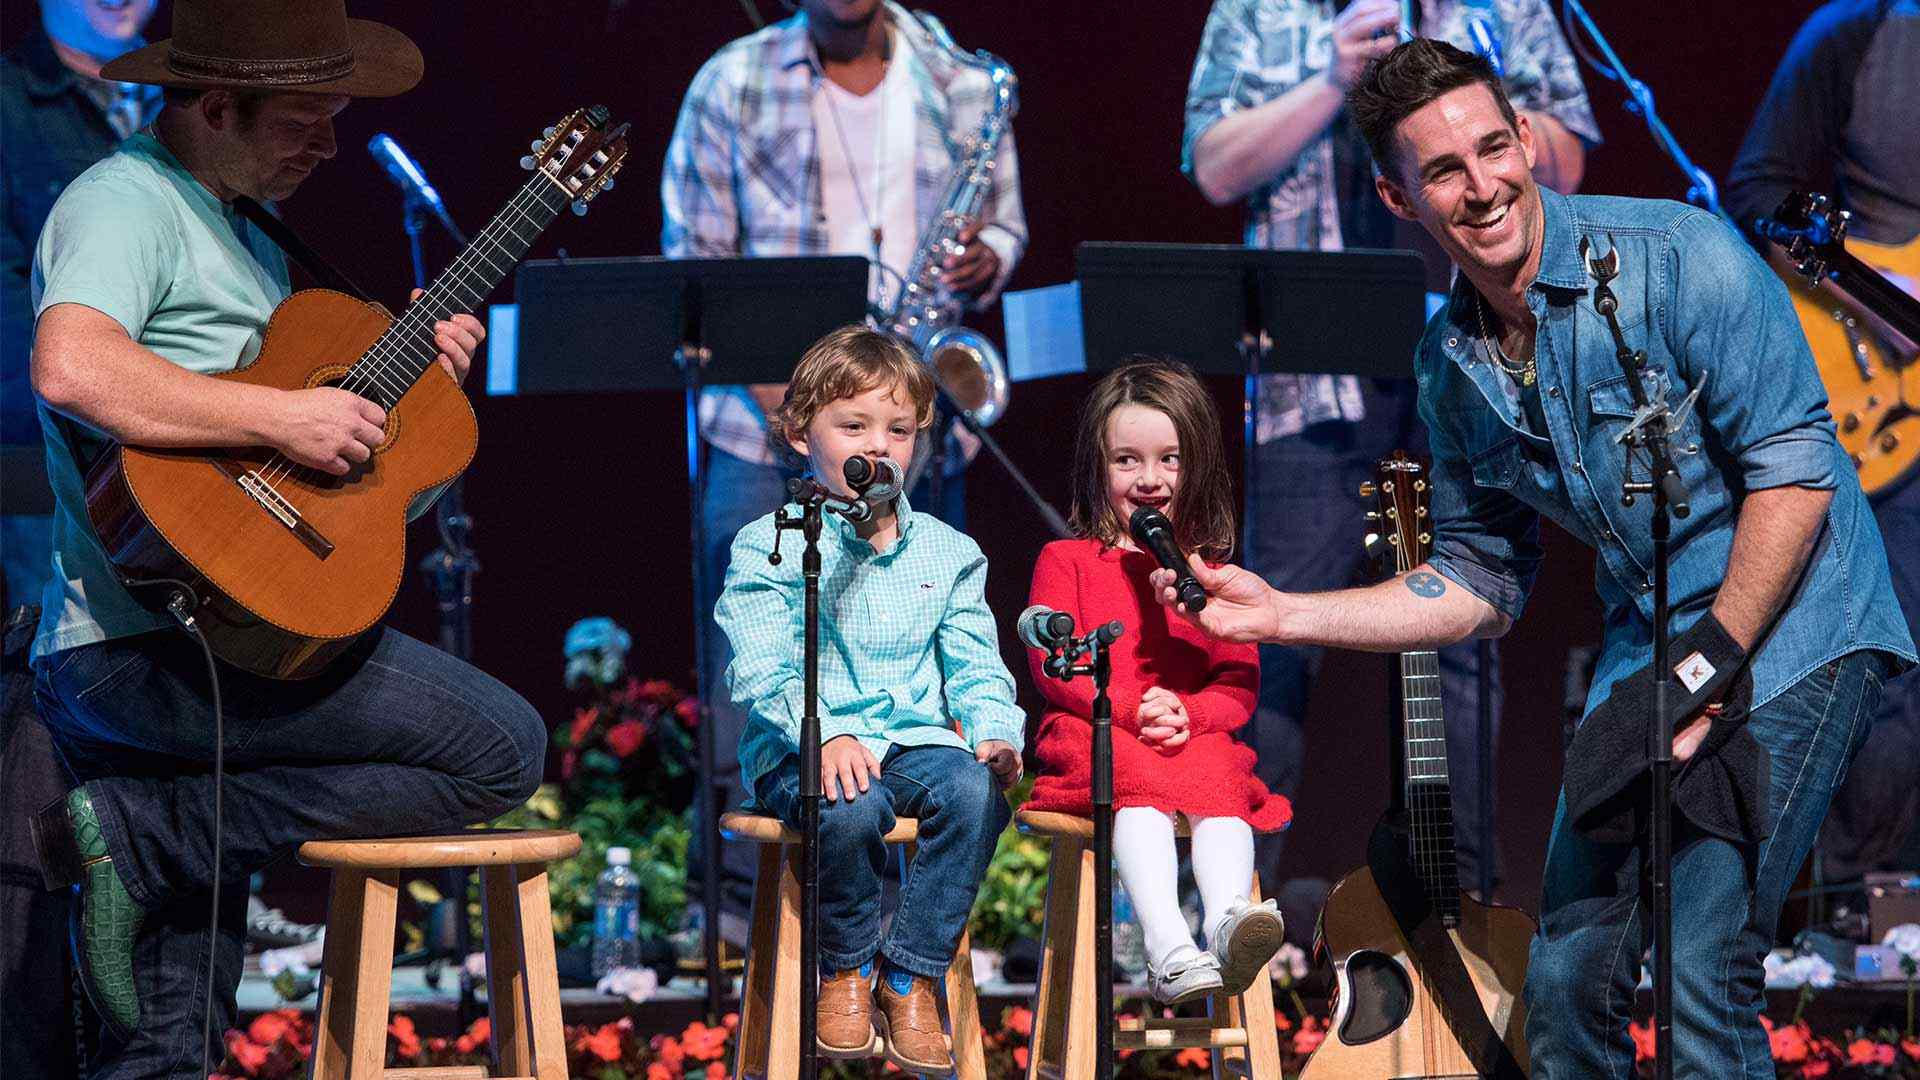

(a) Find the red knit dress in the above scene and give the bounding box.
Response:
[1022,538,1292,831]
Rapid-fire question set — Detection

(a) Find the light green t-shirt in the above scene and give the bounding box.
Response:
[30,131,290,659]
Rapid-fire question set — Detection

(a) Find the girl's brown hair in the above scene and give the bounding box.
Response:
[1069,358,1236,561]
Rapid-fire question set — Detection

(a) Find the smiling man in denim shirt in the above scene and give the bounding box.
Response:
[1154,40,1914,1076]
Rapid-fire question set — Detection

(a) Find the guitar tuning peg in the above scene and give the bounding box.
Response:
[543,126,557,138]
[518,155,536,170]
[1358,481,1377,497]
[601,177,615,192]
[530,140,544,152]
[572,200,588,216]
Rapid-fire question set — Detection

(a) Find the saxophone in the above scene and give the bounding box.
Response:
[883,11,1016,429]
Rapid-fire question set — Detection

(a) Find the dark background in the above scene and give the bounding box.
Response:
[3,1,1823,918]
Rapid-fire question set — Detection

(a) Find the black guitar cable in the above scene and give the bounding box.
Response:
[128,577,225,1078]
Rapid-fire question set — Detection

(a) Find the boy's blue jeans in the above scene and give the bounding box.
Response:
[1525,650,1889,1079]
[754,743,1010,980]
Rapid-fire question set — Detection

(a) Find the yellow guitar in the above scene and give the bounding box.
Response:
[1765,191,1920,496]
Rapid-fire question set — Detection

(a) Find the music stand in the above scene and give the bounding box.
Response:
[508,255,869,1063]
[1072,242,1426,1079]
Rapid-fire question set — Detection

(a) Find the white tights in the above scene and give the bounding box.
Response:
[1112,806,1254,967]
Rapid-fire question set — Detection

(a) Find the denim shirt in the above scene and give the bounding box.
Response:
[1417,188,1914,717]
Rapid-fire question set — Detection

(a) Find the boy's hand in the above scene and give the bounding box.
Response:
[976,739,1023,787]
[821,735,882,802]
[1137,687,1191,753]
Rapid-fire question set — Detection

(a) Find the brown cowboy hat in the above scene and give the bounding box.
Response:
[100,0,422,98]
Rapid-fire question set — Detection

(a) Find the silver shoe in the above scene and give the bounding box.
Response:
[1146,943,1224,1005]
[1210,899,1286,995]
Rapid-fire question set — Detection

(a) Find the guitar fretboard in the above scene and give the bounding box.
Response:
[1403,648,1461,926]
[340,174,570,410]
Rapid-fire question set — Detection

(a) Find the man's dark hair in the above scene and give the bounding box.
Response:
[161,87,270,130]
[1347,39,1519,180]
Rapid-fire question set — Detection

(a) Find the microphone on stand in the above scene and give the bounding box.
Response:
[1017,604,1076,652]
[1128,507,1208,612]
[368,133,467,245]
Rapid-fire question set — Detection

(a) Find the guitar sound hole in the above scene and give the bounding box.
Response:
[1340,950,1414,1044]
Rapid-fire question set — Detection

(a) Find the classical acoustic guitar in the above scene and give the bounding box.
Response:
[1763,190,1920,496]
[85,107,628,679]
[1300,451,1535,1080]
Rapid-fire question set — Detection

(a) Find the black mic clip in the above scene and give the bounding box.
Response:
[1045,620,1125,680]
[770,477,869,566]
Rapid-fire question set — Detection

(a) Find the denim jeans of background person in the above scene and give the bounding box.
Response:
[0,10,159,609]
[1722,0,1920,888]
[665,0,1026,938]
[1181,0,1601,898]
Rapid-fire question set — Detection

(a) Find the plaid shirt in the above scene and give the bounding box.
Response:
[1182,0,1600,441]
[663,2,1027,466]
[717,493,1027,798]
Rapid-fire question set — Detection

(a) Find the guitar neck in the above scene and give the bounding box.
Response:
[344,174,570,408]
[1402,649,1462,925]
[1821,249,1920,351]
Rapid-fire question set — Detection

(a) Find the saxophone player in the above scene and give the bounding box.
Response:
[660,0,1026,974]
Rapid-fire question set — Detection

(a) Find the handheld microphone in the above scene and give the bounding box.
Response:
[1017,604,1076,651]
[368,134,466,244]
[1128,506,1208,612]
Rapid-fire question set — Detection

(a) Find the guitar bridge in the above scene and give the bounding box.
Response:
[213,459,335,560]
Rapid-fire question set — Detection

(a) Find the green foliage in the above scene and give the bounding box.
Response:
[968,778,1049,952]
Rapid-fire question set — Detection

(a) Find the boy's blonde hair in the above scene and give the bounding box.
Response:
[769,325,936,455]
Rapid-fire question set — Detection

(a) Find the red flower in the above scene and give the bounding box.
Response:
[576,1024,623,1063]
[1802,1060,1832,1077]
[1847,1038,1894,1066]
[681,1020,730,1061]
[1629,1018,1656,1062]
[388,1015,421,1059]
[637,679,678,703]
[705,1064,726,1079]
[559,749,578,780]
[676,698,701,726]
[1012,1046,1030,1071]
[454,1017,491,1055]
[1004,1005,1033,1038]
[224,1031,268,1076]
[246,1011,292,1046]
[427,1037,448,1053]
[1274,1010,1294,1031]
[652,1035,686,1070]
[1291,1016,1327,1056]
[568,706,599,746]
[603,719,648,759]
[1175,1046,1211,1069]
[646,1066,675,1080]
[722,1012,739,1030]
[1902,1037,1920,1060]
[1771,1021,1811,1063]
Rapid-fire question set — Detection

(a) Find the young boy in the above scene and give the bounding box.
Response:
[716,325,1025,1073]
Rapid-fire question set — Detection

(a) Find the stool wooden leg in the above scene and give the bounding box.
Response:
[503,862,569,1080]
[945,925,987,1080]
[482,864,534,1076]
[311,868,398,1080]
[1212,873,1284,1080]
[1028,839,1095,1080]
[735,842,801,1080]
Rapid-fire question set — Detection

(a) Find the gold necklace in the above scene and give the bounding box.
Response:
[1475,293,1536,387]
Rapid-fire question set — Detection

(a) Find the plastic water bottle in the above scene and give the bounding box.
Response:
[591,846,641,977]
[1112,878,1148,981]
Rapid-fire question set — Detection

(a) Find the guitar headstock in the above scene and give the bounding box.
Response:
[1359,451,1430,574]
[521,106,629,215]
[1764,189,1850,284]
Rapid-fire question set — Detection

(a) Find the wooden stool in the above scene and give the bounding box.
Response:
[1017,810,1284,1080]
[298,829,582,1080]
[719,812,987,1080]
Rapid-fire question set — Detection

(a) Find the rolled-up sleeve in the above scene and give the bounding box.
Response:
[1417,385,1544,623]
[1666,211,1839,492]
[1181,0,1272,181]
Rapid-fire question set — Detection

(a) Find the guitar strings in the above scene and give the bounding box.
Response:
[250,175,566,496]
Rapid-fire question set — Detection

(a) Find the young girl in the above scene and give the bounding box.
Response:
[1024,359,1290,1004]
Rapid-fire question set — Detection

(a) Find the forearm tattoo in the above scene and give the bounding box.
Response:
[1405,572,1447,599]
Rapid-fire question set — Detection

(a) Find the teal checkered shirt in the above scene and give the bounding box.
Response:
[717,494,1027,801]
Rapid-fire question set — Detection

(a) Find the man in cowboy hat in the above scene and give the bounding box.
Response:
[25,1,544,1071]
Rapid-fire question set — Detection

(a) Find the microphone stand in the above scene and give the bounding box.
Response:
[1560,0,1731,226]
[1592,251,1691,1080]
[770,478,869,1080]
[386,168,485,1027]
[1041,619,1124,1079]
[936,387,1073,539]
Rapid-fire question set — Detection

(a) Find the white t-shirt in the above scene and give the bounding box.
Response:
[810,28,918,310]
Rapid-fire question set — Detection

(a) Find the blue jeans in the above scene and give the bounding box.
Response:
[691,445,967,925]
[1245,380,1503,892]
[33,627,545,1079]
[752,744,1009,979]
[1525,650,1889,1079]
